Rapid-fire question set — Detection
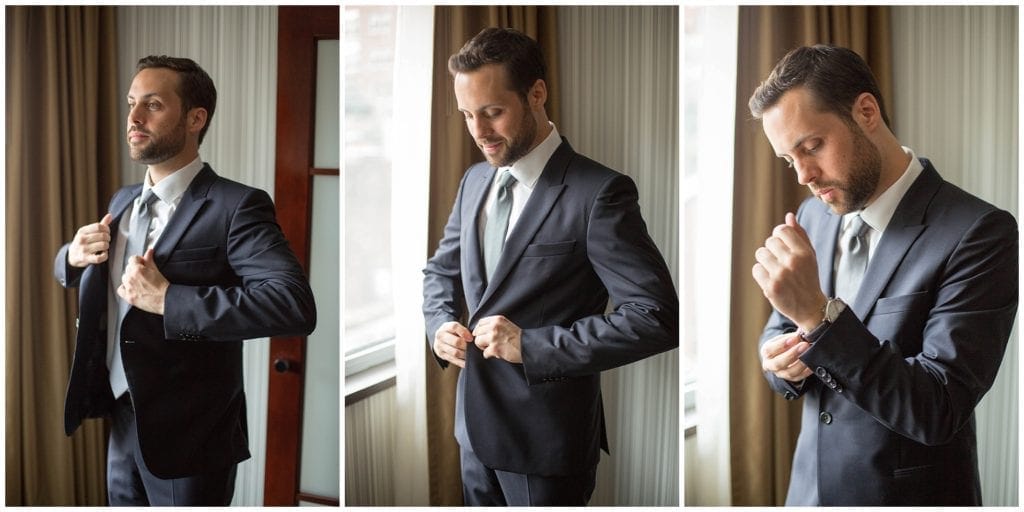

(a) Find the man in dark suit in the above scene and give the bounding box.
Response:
[422,28,678,506]
[54,55,316,505]
[750,45,1017,505]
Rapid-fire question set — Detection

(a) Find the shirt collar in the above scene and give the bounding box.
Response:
[845,146,923,234]
[144,155,204,205]
[500,122,561,189]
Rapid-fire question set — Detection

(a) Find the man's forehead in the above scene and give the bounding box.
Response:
[128,68,180,96]
[762,89,830,150]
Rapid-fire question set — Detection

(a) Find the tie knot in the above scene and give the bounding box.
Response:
[140,189,159,209]
[846,214,869,240]
[497,170,517,189]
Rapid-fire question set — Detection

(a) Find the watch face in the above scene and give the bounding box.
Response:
[825,298,845,322]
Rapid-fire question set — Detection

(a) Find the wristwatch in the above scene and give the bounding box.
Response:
[800,297,846,344]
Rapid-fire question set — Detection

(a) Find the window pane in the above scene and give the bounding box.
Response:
[344,6,397,356]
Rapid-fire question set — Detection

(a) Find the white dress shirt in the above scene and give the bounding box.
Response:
[477,122,562,243]
[106,156,205,371]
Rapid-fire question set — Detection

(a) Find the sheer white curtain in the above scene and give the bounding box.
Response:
[117,6,278,505]
[891,6,1019,506]
[558,6,679,505]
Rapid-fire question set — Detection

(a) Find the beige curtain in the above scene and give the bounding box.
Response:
[729,6,891,506]
[5,6,121,505]
[425,5,559,506]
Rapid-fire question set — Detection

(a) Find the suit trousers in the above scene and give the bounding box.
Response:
[107,394,237,506]
[456,371,597,506]
[459,439,597,506]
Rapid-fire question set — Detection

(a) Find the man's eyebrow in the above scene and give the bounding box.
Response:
[458,103,502,113]
[777,133,814,158]
[126,93,161,101]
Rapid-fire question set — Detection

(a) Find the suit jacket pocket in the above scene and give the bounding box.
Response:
[167,245,218,263]
[523,240,576,257]
[874,291,928,315]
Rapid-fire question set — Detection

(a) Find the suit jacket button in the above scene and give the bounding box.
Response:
[819,411,833,424]
[784,391,796,400]
[834,384,843,393]
[815,367,827,378]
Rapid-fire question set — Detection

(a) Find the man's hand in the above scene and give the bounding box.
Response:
[68,213,114,268]
[472,315,522,363]
[118,249,169,315]
[752,212,828,332]
[433,321,473,368]
[760,331,812,383]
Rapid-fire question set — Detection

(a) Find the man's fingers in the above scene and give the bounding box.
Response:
[762,336,808,372]
[443,321,473,341]
[143,248,156,264]
[100,213,114,227]
[783,212,811,244]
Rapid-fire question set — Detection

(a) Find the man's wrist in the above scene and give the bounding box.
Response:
[796,295,829,333]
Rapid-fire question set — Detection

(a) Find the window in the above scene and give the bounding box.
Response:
[682,5,738,505]
[344,6,398,378]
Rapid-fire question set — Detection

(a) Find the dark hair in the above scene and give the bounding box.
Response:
[749,45,890,127]
[136,55,217,145]
[448,27,546,101]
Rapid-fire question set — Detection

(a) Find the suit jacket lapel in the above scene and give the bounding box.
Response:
[809,209,841,297]
[152,164,214,266]
[110,184,142,229]
[852,160,940,318]
[476,140,572,311]
[463,165,495,311]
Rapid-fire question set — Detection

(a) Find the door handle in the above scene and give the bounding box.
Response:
[273,358,293,373]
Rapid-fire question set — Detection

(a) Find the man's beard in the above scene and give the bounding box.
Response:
[817,122,882,214]
[482,105,537,168]
[129,115,187,165]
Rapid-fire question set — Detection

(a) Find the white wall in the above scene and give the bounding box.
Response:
[890,6,1019,506]
[117,6,279,505]
[558,6,680,506]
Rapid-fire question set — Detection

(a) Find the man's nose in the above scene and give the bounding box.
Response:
[793,159,818,186]
[469,117,491,139]
[127,103,145,127]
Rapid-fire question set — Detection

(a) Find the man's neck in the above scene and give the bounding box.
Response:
[148,150,200,184]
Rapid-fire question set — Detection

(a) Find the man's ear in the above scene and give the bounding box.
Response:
[851,92,882,132]
[188,107,208,136]
[528,78,547,109]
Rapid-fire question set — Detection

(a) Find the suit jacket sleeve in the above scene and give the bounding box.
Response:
[422,173,469,369]
[161,187,316,341]
[800,208,1017,445]
[54,243,85,289]
[519,173,678,382]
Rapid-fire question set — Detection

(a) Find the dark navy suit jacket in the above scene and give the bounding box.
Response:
[55,164,316,479]
[423,139,678,476]
[760,159,1018,505]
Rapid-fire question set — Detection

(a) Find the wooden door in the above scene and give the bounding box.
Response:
[264,6,339,506]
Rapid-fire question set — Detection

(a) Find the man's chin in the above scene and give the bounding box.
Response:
[482,153,508,167]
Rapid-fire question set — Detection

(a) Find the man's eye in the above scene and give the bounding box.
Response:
[783,158,794,169]
[147,102,160,110]
[805,139,822,154]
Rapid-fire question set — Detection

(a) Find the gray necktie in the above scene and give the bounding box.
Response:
[483,170,516,280]
[834,214,871,302]
[110,190,158,398]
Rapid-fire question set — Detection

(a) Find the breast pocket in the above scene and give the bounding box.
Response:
[522,240,576,258]
[874,291,929,316]
[166,245,219,263]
